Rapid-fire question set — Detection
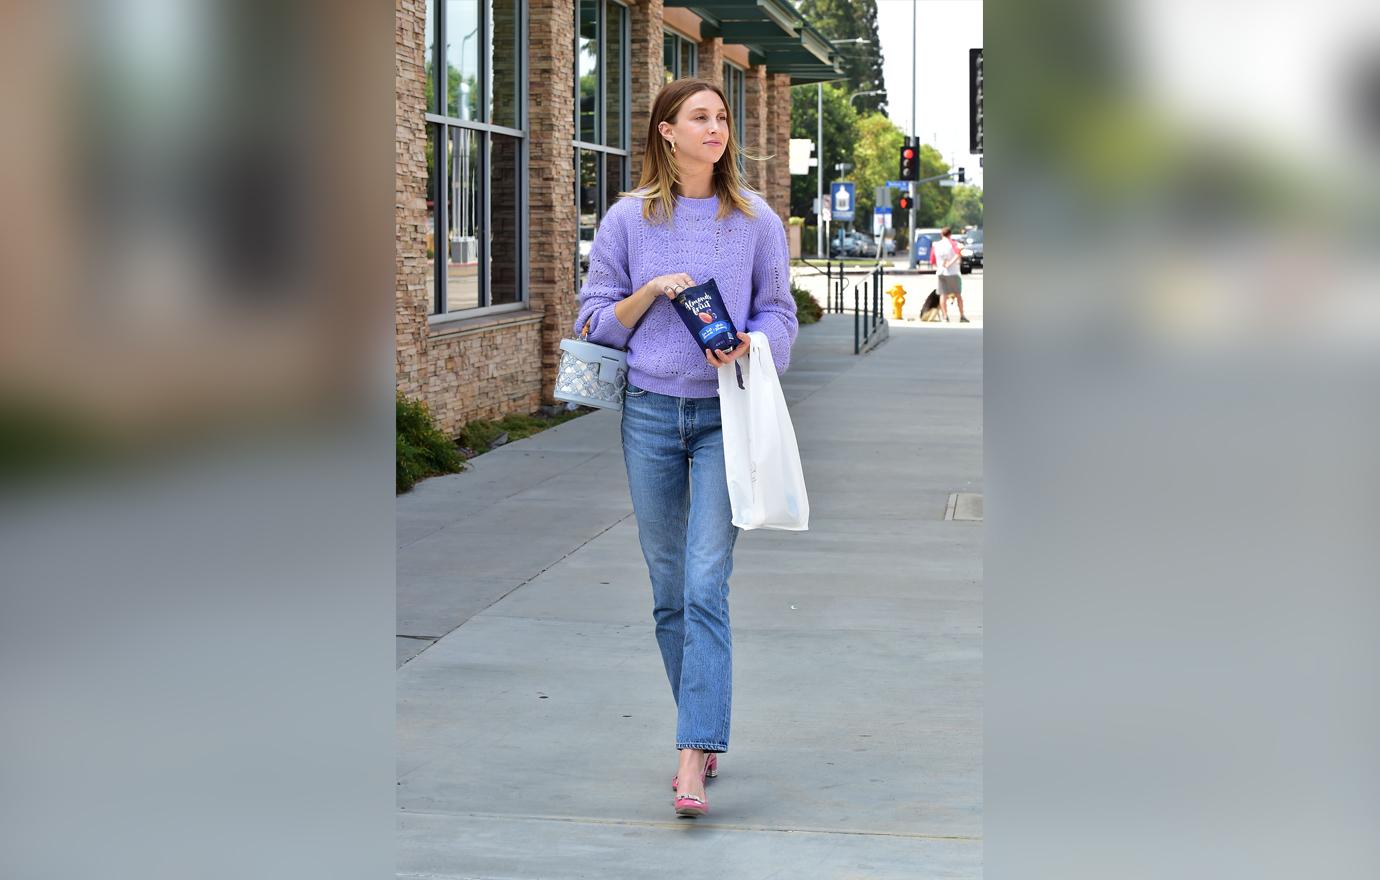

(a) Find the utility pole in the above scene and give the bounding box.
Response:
[908,0,918,269]
[817,82,823,259]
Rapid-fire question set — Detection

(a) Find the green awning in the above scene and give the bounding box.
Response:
[666,0,847,85]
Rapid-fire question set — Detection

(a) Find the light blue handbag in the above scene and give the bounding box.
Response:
[554,331,628,411]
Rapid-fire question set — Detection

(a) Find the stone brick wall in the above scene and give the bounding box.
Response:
[529,0,577,402]
[743,64,769,194]
[768,73,793,222]
[424,316,544,434]
[628,0,666,185]
[396,0,430,400]
[697,37,723,88]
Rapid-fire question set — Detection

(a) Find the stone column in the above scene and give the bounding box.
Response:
[528,0,577,401]
[743,63,769,193]
[697,37,724,88]
[768,73,793,222]
[628,0,666,185]
[395,0,430,400]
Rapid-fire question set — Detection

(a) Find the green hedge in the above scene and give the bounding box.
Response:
[791,283,823,325]
[396,393,465,494]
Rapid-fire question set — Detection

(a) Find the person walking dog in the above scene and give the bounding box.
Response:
[931,227,969,322]
[574,77,798,819]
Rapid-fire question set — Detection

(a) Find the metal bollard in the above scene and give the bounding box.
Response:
[862,282,870,343]
[853,287,860,354]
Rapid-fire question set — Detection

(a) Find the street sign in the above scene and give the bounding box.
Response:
[872,207,892,237]
[939,178,957,187]
[830,182,855,223]
[821,205,831,223]
[789,138,816,175]
[886,180,909,189]
[969,48,984,154]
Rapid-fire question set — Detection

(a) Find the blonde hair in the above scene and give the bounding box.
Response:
[622,77,764,223]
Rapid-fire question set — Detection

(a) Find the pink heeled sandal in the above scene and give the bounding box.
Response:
[670,753,718,790]
[673,792,708,817]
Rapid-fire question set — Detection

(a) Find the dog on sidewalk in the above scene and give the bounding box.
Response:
[920,289,943,322]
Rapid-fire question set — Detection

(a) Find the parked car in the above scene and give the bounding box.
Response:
[957,227,983,273]
[830,230,882,259]
[851,232,879,258]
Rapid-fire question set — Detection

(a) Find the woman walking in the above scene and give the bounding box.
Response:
[574,77,798,819]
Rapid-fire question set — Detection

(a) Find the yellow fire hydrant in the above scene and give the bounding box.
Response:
[885,284,907,320]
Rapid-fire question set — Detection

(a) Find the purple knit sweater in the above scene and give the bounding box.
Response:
[574,190,798,399]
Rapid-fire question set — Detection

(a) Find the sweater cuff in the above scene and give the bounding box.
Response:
[747,320,792,375]
[585,304,635,349]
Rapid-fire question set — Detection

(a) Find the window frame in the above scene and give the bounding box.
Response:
[721,59,745,168]
[662,28,698,81]
[426,0,531,325]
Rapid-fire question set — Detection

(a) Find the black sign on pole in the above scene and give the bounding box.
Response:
[969,48,983,155]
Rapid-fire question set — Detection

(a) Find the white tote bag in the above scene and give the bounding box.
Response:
[717,331,809,531]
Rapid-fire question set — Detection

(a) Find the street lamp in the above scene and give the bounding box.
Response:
[848,89,883,109]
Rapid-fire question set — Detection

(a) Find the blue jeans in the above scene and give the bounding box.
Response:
[621,382,739,753]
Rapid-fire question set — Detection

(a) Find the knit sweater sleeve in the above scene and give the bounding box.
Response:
[746,214,799,375]
[573,207,636,349]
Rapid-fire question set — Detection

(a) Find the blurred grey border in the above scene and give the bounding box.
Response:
[3,0,1378,877]
[1,3,396,879]
[989,0,1380,877]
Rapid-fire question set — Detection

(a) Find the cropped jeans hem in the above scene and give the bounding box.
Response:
[677,741,728,753]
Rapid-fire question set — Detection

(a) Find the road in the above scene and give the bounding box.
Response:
[791,265,984,328]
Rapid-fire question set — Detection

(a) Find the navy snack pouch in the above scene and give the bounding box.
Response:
[671,279,739,354]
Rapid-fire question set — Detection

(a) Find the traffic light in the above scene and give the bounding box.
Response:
[899,144,918,181]
[898,194,913,211]
[969,48,983,154]
[957,167,965,183]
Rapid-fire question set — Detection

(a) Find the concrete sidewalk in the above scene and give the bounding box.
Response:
[396,317,983,878]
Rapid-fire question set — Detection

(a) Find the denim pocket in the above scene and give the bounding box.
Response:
[624,383,649,398]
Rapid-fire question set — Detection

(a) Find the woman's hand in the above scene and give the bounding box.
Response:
[705,332,751,368]
[645,273,694,300]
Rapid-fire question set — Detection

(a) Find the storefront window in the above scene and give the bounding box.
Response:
[490,133,522,305]
[445,127,481,312]
[424,0,528,316]
[722,61,745,169]
[574,0,630,288]
[446,0,481,121]
[577,0,598,143]
[663,30,697,82]
[489,0,520,128]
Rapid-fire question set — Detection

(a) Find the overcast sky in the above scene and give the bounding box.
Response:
[873,0,983,187]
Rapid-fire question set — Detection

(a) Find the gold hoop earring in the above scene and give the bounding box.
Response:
[671,140,677,155]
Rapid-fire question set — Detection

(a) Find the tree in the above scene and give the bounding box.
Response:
[914,143,954,227]
[943,185,984,228]
[849,113,905,222]
[789,83,858,220]
[798,0,888,116]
